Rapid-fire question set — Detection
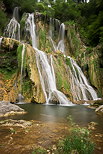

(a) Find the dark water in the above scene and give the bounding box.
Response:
[5,103,103,128]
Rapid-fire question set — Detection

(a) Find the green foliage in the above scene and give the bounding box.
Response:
[20,13,27,32]
[65,58,72,70]
[3,0,36,13]
[22,78,32,96]
[39,29,46,50]
[17,45,23,68]
[0,8,7,35]
[20,0,36,13]
[57,127,94,154]
[32,147,47,154]
[17,44,26,70]
[0,68,17,80]
[86,47,92,53]
[56,72,63,90]
[53,0,80,22]
[0,47,17,79]
[64,20,75,26]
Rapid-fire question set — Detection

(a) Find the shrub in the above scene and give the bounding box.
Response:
[57,127,94,154]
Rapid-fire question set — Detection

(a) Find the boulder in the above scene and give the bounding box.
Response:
[0,101,26,117]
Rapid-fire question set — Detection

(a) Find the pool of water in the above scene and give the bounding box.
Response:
[3,103,103,128]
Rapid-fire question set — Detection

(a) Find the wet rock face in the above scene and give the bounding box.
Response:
[0,37,45,103]
[0,101,25,117]
[78,46,103,98]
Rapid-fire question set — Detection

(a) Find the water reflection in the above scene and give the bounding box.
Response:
[4,104,102,128]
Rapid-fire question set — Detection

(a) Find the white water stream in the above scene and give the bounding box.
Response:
[4,7,20,40]
[0,38,2,47]
[66,56,98,101]
[25,13,72,105]
[48,17,98,101]
[19,44,25,102]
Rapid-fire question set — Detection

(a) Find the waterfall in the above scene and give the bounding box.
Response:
[13,7,19,21]
[36,49,72,105]
[19,44,25,102]
[0,38,2,47]
[37,0,41,2]
[49,19,65,53]
[25,13,72,105]
[48,17,98,101]
[57,23,65,53]
[67,56,98,101]
[49,18,57,52]
[25,13,37,48]
[4,7,20,40]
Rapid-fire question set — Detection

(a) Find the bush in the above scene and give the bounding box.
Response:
[57,127,94,154]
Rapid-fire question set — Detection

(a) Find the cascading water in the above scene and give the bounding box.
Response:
[13,7,19,21]
[36,49,72,105]
[25,13,72,105]
[0,38,2,47]
[37,0,41,2]
[48,17,98,101]
[4,7,20,40]
[49,18,57,52]
[66,56,98,101]
[48,19,65,53]
[19,44,25,102]
[25,13,37,48]
[57,23,65,53]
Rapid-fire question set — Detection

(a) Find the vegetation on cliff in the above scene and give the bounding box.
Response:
[0,0,103,47]
[0,0,103,100]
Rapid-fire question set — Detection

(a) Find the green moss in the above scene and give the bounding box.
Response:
[0,68,17,80]
[17,44,27,70]
[20,13,27,31]
[56,71,70,92]
[39,28,52,53]
[64,80,70,91]
[17,45,23,68]
[39,29,46,49]
[56,72,63,90]
[22,78,32,97]
[65,58,72,69]
[58,57,62,66]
